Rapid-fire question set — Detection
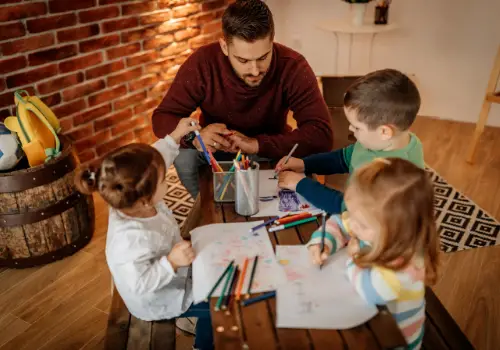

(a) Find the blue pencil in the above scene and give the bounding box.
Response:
[248,217,279,232]
[190,121,211,165]
[241,291,276,307]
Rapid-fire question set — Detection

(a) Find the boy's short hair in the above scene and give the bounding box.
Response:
[343,69,420,131]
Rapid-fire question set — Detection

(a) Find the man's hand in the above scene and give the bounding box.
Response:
[193,123,232,153]
[227,131,259,155]
[277,171,306,191]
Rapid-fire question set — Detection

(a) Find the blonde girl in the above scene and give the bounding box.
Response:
[307,157,439,349]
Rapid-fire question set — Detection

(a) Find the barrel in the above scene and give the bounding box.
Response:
[0,136,94,268]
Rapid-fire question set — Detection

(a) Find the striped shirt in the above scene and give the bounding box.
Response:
[306,213,425,349]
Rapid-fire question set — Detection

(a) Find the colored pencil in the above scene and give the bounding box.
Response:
[245,255,259,298]
[235,258,250,301]
[274,143,299,178]
[218,151,242,200]
[205,260,234,302]
[249,217,279,233]
[234,301,248,348]
[189,122,212,166]
[320,212,327,270]
[222,266,237,311]
[268,216,318,232]
[215,264,234,311]
[275,212,312,225]
[241,291,276,307]
[224,266,240,314]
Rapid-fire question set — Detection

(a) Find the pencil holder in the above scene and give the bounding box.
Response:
[213,162,236,203]
[235,162,260,216]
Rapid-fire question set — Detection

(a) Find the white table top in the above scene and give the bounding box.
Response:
[318,19,398,34]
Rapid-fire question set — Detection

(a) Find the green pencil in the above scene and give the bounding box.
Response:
[215,264,234,311]
[205,260,234,302]
[268,216,318,232]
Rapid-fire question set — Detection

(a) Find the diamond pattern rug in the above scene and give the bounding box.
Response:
[164,166,500,253]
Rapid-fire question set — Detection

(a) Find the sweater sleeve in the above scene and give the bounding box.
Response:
[255,57,333,159]
[295,179,344,214]
[152,135,180,169]
[345,259,401,305]
[151,50,206,147]
[113,230,177,295]
[306,215,350,254]
[302,147,350,175]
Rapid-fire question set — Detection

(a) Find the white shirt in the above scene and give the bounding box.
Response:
[105,136,193,321]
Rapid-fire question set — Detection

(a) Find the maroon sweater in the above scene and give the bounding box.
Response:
[152,42,333,159]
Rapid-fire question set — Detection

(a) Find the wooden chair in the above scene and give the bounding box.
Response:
[105,286,177,350]
[467,45,500,163]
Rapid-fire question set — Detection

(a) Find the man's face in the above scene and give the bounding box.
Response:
[220,36,273,87]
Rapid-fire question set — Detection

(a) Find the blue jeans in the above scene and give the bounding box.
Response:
[179,302,214,350]
[174,148,271,199]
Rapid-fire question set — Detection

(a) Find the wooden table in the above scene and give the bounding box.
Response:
[198,165,407,350]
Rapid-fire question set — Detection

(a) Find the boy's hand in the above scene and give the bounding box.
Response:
[308,244,331,265]
[347,237,360,257]
[275,156,304,173]
[167,240,195,272]
[170,118,201,144]
[278,171,305,191]
[194,123,232,153]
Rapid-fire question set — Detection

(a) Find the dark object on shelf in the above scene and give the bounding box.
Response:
[375,5,389,24]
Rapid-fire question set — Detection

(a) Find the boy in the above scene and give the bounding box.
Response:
[276,69,424,214]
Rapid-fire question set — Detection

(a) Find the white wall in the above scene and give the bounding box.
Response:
[267,0,500,126]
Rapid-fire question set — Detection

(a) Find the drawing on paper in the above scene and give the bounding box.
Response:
[191,222,287,303]
[278,190,301,211]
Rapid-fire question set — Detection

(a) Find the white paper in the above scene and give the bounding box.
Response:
[275,246,378,330]
[252,170,318,217]
[191,222,287,303]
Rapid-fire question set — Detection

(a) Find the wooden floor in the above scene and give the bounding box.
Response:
[0,116,499,350]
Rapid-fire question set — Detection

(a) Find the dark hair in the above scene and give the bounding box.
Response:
[222,0,274,43]
[343,69,421,131]
[75,143,165,209]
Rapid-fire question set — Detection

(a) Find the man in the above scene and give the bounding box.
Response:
[152,0,333,198]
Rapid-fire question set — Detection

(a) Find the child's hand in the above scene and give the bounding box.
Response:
[170,118,201,144]
[167,240,195,271]
[308,244,331,265]
[275,156,304,173]
[347,237,360,257]
[278,171,305,191]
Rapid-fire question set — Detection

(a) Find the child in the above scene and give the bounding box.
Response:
[307,158,439,349]
[276,69,424,214]
[75,118,214,350]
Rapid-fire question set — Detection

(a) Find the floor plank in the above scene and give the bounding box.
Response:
[0,251,93,316]
[0,314,30,348]
[38,308,109,350]
[0,270,110,350]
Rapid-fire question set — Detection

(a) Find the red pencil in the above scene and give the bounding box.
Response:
[275,212,312,225]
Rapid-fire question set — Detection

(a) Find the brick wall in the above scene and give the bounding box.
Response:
[0,0,228,164]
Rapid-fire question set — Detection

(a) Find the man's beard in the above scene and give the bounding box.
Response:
[241,72,266,87]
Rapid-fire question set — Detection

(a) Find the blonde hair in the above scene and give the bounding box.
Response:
[346,158,439,285]
[75,143,165,210]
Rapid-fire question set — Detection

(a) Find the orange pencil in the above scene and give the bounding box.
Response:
[275,212,312,225]
[235,257,249,301]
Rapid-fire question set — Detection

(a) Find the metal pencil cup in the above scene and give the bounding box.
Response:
[235,162,260,216]
[213,162,236,202]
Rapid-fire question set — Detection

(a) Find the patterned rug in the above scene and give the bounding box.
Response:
[163,166,500,253]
